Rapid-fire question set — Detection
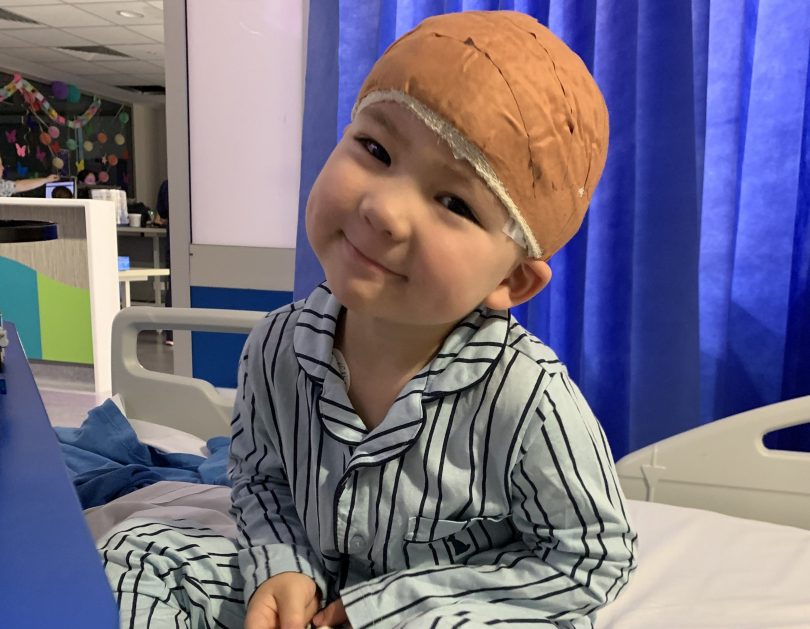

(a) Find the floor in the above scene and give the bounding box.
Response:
[36,330,174,428]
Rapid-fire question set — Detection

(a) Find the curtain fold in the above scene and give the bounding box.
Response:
[295,0,810,458]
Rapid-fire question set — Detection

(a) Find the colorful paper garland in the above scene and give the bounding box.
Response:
[3,75,132,185]
[0,74,102,129]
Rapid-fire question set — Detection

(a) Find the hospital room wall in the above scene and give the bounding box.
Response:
[132,103,167,217]
[164,2,308,383]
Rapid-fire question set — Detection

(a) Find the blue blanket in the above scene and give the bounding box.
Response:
[55,399,231,509]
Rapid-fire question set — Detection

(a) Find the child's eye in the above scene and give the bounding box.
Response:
[357,137,391,166]
[438,195,479,224]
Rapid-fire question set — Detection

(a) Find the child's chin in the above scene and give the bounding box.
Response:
[329,280,386,312]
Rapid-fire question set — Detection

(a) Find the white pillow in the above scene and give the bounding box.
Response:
[128,417,209,456]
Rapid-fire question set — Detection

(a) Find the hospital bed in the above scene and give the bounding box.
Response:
[102,307,810,627]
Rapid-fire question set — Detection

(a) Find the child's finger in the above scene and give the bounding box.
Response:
[276,590,318,629]
[244,601,279,629]
[312,599,348,627]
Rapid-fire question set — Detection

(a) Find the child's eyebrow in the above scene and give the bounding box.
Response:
[361,104,491,203]
[439,157,479,185]
[362,107,410,148]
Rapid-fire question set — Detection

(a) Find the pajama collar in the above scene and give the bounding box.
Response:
[292,284,510,460]
[293,283,510,399]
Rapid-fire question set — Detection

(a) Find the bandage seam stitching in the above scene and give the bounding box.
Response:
[446,33,539,203]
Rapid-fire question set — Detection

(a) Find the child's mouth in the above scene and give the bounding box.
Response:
[342,233,404,278]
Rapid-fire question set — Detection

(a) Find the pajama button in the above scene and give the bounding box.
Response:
[349,534,365,552]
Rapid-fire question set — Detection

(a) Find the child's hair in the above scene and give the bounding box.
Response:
[353,11,609,260]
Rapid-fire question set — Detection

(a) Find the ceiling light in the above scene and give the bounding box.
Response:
[117,10,144,19]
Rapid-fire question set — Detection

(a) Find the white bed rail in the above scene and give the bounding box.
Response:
[111,306,265,440]
[616,395,810,529]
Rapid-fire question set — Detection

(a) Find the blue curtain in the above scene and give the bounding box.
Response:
[295,0,810,459]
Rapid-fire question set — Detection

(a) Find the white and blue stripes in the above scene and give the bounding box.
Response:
[229,284,637,628]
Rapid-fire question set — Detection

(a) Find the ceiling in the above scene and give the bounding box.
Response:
[0,0,165,105]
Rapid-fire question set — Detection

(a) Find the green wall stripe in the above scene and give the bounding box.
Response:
[37,274,93,364]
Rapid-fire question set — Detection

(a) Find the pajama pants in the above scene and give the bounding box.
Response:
[100,518,576,629]
[99,518,246,629]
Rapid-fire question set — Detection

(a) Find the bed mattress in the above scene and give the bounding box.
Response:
[86,479,810,628]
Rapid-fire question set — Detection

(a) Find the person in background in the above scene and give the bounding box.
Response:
[0,156,58,196]
[76,169,98,200]
[153,179,172,346]
[50,185,73,199]
[154,178,169,226]
[77,169,97,185]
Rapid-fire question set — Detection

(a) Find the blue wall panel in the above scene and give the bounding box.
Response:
[189,286,293,388]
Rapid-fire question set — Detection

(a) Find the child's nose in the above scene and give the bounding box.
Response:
[358,181,417,241]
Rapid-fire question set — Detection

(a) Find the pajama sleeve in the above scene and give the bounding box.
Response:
[228,327,329,606]
[0,178,15,197]
[340,372,637,629]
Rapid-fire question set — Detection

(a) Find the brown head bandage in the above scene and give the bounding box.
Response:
[353,11,609,260]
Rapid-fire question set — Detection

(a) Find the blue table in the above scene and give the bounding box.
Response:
[0,322,118,628]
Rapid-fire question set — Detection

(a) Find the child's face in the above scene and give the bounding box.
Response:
[306,101,525,327]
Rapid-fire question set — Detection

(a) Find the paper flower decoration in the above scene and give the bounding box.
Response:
[108,154,119,166]
[52,156,64,169]
[66,138,77,151]
[48,125,60,138]
[83,141,94,152]
[118,111,129,124]
[114,133,125,145]
[67,84,81,103]
[97,132,108,144]
[51,141,61,153]
[98,171,109,183]
[39,132,52,145]
[22,90,40,111]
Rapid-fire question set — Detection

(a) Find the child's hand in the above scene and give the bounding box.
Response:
[312,598,350,628]
[244,572,320,629]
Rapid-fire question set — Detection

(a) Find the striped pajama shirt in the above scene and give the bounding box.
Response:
[102,283,637,628]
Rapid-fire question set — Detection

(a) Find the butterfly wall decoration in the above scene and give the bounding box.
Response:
[15,142,26,157]
[5,129,16,143]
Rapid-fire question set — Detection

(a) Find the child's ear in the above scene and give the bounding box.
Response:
[483,259,552,311]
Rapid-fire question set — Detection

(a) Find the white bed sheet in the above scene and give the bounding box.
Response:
[85,481,810,628]
[597,501,810,628]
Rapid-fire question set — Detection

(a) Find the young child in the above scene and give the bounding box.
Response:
[100,11,636,629]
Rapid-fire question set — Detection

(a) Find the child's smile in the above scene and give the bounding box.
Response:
[306,101,525,329]
[341,230,406,278]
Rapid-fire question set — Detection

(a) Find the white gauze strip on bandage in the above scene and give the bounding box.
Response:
[502,218,528,250]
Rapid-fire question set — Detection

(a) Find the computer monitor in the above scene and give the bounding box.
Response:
[45,178,77,199]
